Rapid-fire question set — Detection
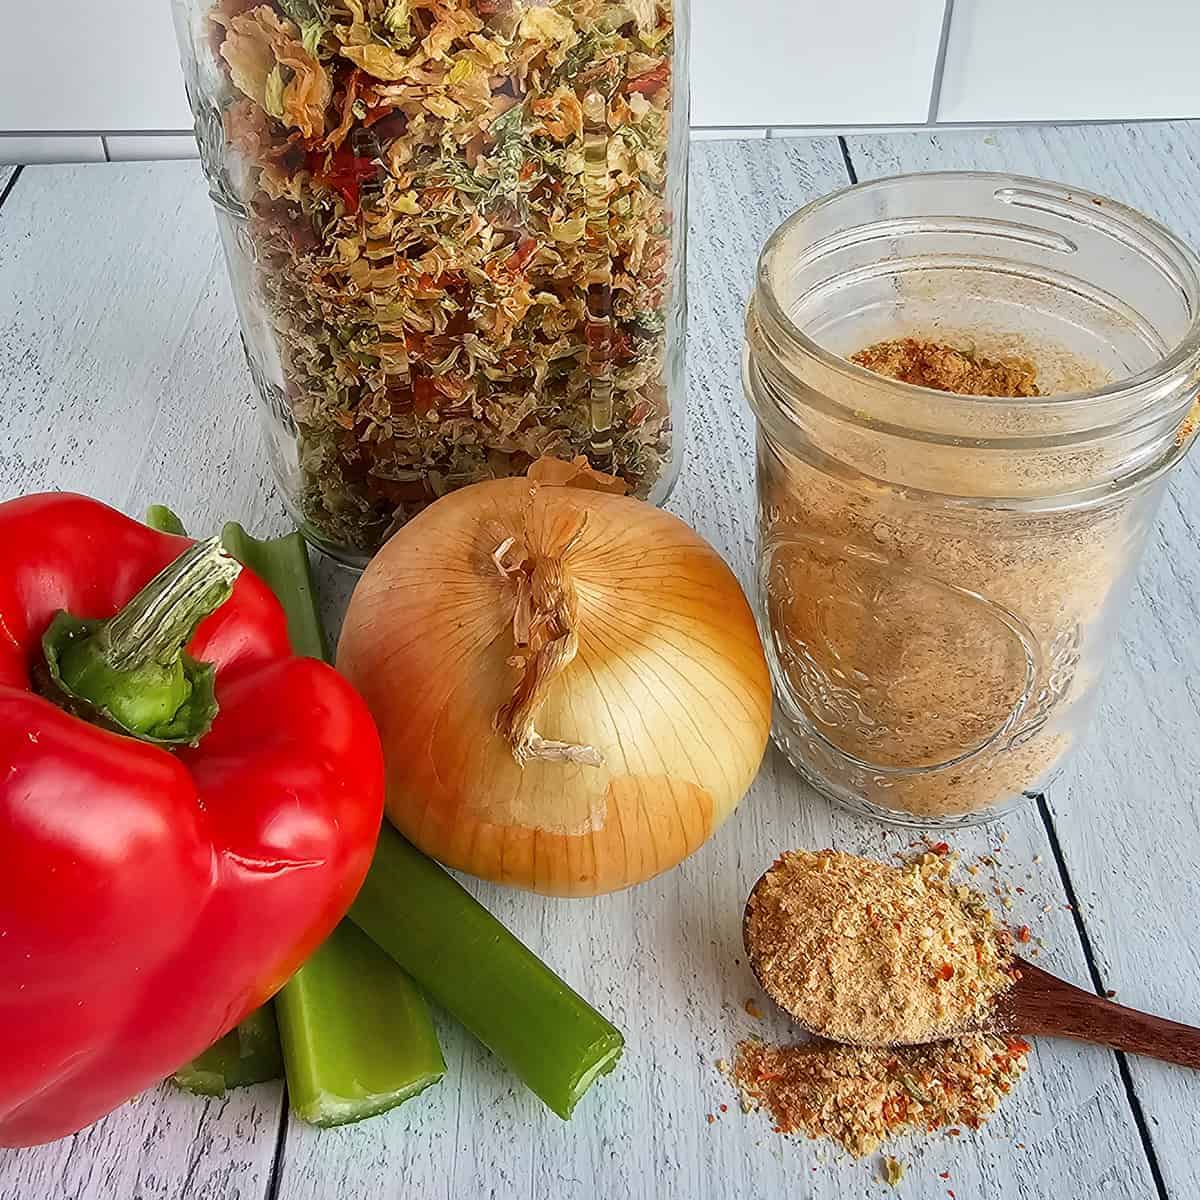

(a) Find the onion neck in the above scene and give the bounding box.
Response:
[39,537,241,745]
[494,519,603,768]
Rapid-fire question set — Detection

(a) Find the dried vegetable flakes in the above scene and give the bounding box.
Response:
[209,0,679,553]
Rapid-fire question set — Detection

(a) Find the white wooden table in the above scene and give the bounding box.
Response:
[2,124,1199,1200]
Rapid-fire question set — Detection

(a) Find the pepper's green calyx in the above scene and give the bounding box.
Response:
[41,536,241,745]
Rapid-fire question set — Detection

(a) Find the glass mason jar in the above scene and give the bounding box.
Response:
[744,172,1200,827]
[172,0,688,565]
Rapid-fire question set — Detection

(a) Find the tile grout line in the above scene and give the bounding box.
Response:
[926,0,957,124]
[0,166,24,213]
[1036,793,1170,1200]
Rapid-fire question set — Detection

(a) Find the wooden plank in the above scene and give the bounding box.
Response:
[0,160,283,1199]
[843,121,1200,1197]
[275,138,1157,1200]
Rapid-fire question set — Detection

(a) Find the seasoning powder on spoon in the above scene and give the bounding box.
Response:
[745,850,1018,1045]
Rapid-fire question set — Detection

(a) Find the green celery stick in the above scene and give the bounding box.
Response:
[352,825,625,1120]
[146,505,286,1097]
[275,921,445,1126]
[148,505,444,1124]
[215,521,328,660]
[172,1007,284,1096]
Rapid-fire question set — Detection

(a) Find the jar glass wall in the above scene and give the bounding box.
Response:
[744,173,1200,826]
[172,0,688,565]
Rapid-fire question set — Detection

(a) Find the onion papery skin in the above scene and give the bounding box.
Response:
[338,478,771,897]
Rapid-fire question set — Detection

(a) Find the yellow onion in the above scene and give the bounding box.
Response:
[337,461,772,896]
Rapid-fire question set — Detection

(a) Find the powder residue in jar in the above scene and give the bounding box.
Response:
[730,1033,1031,1157]
[851,338,1041,398]
[760,335,1135,818]
[745,850,1017,1046]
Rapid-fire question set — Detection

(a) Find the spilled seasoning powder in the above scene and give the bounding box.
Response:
[745,850,1017,1046]
[730,1034,1030,1157]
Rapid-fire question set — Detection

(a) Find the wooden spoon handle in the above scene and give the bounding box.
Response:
[1007,961,1200,1070]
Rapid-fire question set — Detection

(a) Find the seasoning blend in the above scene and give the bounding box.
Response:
[173,0,688,564]
[733,849,1030,1158]
[744,173,1200,824]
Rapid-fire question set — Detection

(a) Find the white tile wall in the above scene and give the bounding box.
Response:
[2,0,1200,165]
[0,136,105,165]
[691,0,948,127]
[938,0,1200,122]
[689,128,768,141]
[0,0,191,132]
[104,135,199,162]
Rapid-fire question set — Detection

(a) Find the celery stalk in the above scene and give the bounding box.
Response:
[149,506,444,1124]
[215,522,327,660]
[352,826,625,1120]
[145,505,286,1098]
[171,1007,284,1096]
[275,921,445,1126]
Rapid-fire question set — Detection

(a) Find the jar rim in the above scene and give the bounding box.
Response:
[753,169,1200,414]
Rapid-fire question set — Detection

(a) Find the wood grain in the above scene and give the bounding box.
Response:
[0,136,1178,1199]
[844,121,1200,1198]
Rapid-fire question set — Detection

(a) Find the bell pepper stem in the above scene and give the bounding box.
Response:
[42,536,240,743]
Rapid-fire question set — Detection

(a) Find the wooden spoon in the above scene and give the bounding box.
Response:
[989,958,1200,1068]
[744,873,1200,1069]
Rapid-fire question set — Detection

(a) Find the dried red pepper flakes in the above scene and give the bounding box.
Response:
[506,236,539,272]
[625,62,669,96]
[1015,925,1032,943]
[305,146,379,214]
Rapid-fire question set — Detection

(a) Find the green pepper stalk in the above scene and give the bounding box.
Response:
[352,826,624,1120]
[39,537,240,745]
[151,507,445,1123]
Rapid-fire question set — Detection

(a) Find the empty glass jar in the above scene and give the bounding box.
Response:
[172,0,688,565]
[744,172,1200,826]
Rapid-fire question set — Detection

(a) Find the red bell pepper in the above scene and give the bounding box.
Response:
[0,494,384,1147]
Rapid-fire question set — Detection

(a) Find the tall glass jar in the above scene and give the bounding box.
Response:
[172,0,688,565]
[744,172,1200,827]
